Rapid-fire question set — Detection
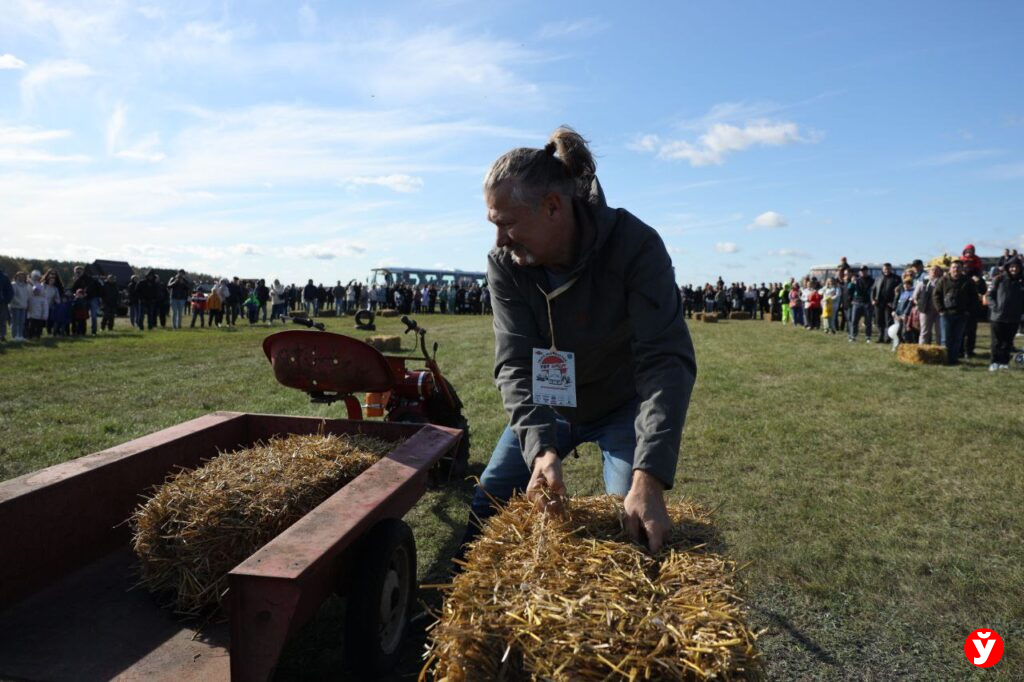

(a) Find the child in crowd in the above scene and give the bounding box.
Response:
[26,272,49,339]
[51,294,72,337]
[244,291,260,325]
[72,289,90,336]
[190,290,208,328]
[206,286,223,327]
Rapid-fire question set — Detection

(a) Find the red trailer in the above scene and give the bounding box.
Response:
[0,412,462,681]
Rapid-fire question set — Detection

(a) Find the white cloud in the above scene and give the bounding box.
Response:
[0,53,27,69]
[345,174,424,193]
[715,242,739,254]
[20,59,95,106]
[749,211,788,230]
[655,120,816,167]
[106,103,166,162]
[917,149,1004,166]
[768,248,810,258]
[231,244,263,256]
[0,125,71,146]
[285,243,366,260]
[537,18,608,40]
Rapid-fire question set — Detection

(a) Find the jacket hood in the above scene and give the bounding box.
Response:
[963,244,975,253]
[567,175,617,278]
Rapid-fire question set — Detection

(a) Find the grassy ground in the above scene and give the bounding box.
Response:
[1,315,1021,680]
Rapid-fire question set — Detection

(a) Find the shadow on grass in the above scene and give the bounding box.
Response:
[748,602,838,667]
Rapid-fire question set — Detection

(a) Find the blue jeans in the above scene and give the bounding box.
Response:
[469,398,641,530]
[941,313,967,365]
[89,297,101,334]
[848,302,872,339]
[10,307,26,338]
[170,299,186,328]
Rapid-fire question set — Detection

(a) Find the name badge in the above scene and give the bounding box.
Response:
[532,348,576,407]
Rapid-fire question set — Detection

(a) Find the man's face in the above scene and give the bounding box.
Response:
[883,265,892,276]
[950,262,962,279]
[486,183,563,268]
[930,266,942,280]
[1009,263,1021,278]
[74,267,83,276]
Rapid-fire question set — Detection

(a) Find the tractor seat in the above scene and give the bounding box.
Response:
[262,330,396,395]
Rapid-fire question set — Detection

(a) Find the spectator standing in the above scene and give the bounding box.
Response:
[255,279,270,322]
[986,260,1023,370]
[244,290,260,324]
[893,275,917,345]
[9,272,31,341]
[71,289,89,335]
[70,266,103,335]
[0,268,12,342]
[190,290,208,328]
[302,279,317,316]
[101,275,119,331]
[822,277,841,334]
[155,274,170,328]
[26,272,48,339]
[208,281,227,327]
[871,263,900,343]
[961,244,983,277]
[962,271,987,359]
[848,266,874,342]
[806,285,822,330]
[127,275,142,328]
[333,281,345,315]
[227,278,243,325]
[270,279,286,322]
[168,270,192,330]
[915,265,943,345]
[932,260,976,365]
[136,271,160,330]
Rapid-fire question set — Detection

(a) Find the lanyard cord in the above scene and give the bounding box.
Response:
[536,277,578,350]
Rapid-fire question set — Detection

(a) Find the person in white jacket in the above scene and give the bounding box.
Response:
[9,272,31,341]
[270,279,286,322]
[26,272,49,339]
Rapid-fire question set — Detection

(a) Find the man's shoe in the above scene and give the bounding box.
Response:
[1000,364,1010,370]
[990,363,999,372]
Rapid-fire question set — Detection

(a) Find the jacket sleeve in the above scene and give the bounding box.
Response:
[488,254,561,471]
[623,232,698,489]
[932,279,946,313]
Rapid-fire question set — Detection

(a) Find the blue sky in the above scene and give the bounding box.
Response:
[1,1,1022,285]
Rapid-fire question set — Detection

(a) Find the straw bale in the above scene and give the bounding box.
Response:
[366,335,401,352]
[728,311,751,320]
[896,343,947,366]
[379,309,401,318]
[130,432,395,615]
[423,496,763,681]
[701,313,719,323]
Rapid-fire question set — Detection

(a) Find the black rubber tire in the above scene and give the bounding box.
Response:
[354,309,375,328]
[345,519,417,677]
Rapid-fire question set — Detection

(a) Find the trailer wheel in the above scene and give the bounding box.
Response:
[345,518,416,676]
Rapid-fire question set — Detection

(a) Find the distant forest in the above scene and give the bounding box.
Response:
[0,254,217,288]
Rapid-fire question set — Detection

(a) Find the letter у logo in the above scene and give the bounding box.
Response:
[964,629,1003,668]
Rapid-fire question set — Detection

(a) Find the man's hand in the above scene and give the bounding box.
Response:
[623,470,671,553]
[526,448,566,517]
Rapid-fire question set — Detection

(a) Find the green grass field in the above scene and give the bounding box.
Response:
[1,315,1021,680]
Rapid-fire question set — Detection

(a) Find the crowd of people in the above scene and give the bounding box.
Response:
[3,246,1021,370]
[680,246,1024,369]
[0,266,492,342]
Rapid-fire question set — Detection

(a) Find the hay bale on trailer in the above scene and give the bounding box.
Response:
[130,432,395,615]
[365,335,401,352]
[424,496,763,681]
[897,344,947,365]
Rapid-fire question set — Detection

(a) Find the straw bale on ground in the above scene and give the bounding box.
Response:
[701,313,719,323]
[729,311,751,320]
[423,496,763,681]
[379,309,401,318]
[130,432,395,615]
[366,335,401,352]
[896,344,947,365]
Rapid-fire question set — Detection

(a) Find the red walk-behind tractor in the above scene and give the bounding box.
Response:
[262,315,470,477]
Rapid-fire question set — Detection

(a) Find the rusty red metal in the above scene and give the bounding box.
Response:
[0,413,463,682]
[262,330,396,395]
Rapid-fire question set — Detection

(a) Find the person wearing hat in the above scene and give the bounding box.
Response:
[986,259,1024,370]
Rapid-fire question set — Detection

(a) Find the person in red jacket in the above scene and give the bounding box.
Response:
[961,244,984,278]
[806,286,823,330]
